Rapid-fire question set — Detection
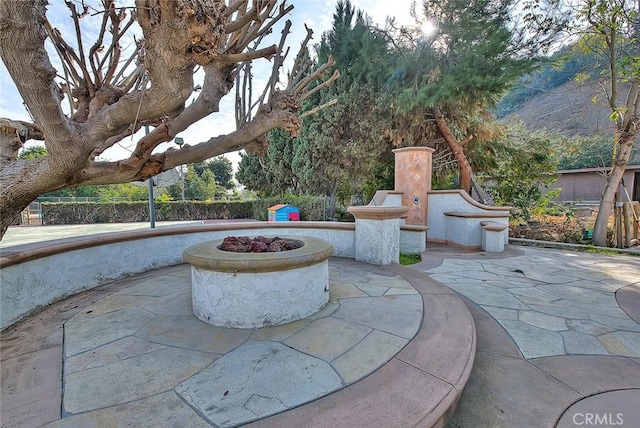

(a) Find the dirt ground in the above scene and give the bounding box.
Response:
[509,214,597,244]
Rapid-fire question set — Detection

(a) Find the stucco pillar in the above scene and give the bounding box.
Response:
[393,147,435,226]
[347,206,408,266]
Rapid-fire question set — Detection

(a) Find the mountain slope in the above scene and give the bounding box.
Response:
[504,78,630,138]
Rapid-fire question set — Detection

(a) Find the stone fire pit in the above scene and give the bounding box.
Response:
[182,236,334,328]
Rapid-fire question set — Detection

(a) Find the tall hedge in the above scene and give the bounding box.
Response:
[39,198,334,225]
[41,201,254,225]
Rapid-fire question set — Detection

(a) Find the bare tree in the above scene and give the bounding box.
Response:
[582,0,640,246]
[0,0,336,240]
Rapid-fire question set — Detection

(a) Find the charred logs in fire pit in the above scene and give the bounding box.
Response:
[219,236,302,253]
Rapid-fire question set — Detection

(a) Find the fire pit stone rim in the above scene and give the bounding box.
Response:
[182,235,334,273]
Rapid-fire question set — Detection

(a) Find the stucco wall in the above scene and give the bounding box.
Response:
[0,223,355,329]
[427,190,510,244]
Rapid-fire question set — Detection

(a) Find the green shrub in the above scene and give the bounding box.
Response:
[399,253,421,265]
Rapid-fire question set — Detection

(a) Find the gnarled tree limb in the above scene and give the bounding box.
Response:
[0,0,338,241]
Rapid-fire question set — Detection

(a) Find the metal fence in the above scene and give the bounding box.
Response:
[20,202,42,225]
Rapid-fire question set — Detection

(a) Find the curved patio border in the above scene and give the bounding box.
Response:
[0,222,476,427]
[246,263,477,427]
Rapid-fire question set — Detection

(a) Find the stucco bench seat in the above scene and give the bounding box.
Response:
[480,221,508,252]
[443,212,509,251]
[400,224,429,253]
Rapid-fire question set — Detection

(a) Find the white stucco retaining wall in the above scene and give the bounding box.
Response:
[1,220,432,329]
[427,190,510,248]
[0,222,355,330]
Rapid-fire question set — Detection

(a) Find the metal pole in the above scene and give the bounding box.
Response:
[145,125,156,228]
[323,196,326,221]
[174,137,186,202]
[181,164,185,201]
[148,176,156,228]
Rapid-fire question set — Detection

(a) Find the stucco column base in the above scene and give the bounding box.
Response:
[347,206,409,266]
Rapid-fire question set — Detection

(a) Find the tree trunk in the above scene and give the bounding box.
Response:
[0,153,67,241]
[0,163,45,239]
[0,198,31,240]
[593,132,636,246]
[591,1,640,246]
[432,106,473,194]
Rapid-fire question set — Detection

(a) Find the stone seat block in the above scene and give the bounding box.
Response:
[480,221,507,253]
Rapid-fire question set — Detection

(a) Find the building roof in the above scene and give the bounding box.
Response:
[557,165,640,174]
[268,204,294,211]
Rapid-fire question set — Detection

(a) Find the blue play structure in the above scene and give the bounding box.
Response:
[268,204,300,222]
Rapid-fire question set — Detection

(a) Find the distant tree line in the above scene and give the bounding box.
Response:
[19,146,236,202]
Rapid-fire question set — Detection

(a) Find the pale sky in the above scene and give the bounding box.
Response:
[0,0,419,168]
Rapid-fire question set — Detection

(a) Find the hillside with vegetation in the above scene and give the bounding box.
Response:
[497,46,639,169]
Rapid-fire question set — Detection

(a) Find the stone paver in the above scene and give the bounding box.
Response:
[332,295,423,339]
[500,320,566,358]
[530,355,640,395]
[136,314,252,354]
[63,347,216,414]
[54,258,422,426]
[43,392,211,428]
[519,311,567,331]
[176,341,343,427]
[63,307,156,357]
[284,317,372,361]
[64,336,166,374]
[599,331,640,356]
[1,346,62,428]
[332,330,408,383]
[561,330,610,355]
[423,247,640,359]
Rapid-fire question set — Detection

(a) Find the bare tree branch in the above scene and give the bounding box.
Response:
[214,45,277,63]
[0,0,339,240]
[299,98,338,119]
[89,0,111,84]
[226,0,247,16]
[300,70,340,100]
[77,98,299,185]
[226,5,259,34]
[292,56,336,94]
[0,0,73,154]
